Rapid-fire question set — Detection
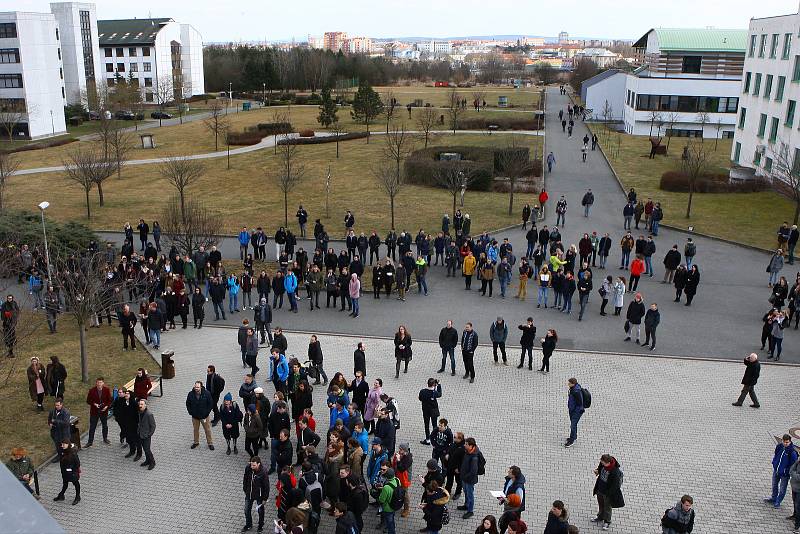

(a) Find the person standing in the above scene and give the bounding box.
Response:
[732,353,761,408]
[2,294,20,357]
[242,455,271,532]
[84,377,112,447]
[394,325,413,378]
[661,495,695,534]
[437,320,459,375]
[296,205,308,238]
[790,459,800,533]
[419,378,442,445]
[581,189,594,217]
[307,335,329,385]
[540,330,557,373]
[684,238,696,270]
[461,323,478,383]
[27,357,47,412]
[186,381,215,450]
[765,434,799,508]
[544,500,570,534]
[490,317,508,365]
[555,196,567,227]
[643,303,660,351]
[662,245,681,284]
[353,342,367,377]
[592,454,625,531]
[48,398,71,460]
[683,265,700,306]
[43,285,61,334]
[378,467,401,534]
[206,365,226,426]
[457,437,483,519]
[6,447,36,496]
[349,273,361,318]
[53,442,80,505]
[517,318,536,370]
[137,398,156,469]
[565,378,585,448]
[624,293,645,344]
[137,219,149,251]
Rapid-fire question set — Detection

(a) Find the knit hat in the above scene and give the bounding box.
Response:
[426,459,439,470]
[254,387,264,394]
[372,437,382,445]
[398,442,410,452]
[385,468,395,479]
[247,404,256,413]
[223,392,233,402]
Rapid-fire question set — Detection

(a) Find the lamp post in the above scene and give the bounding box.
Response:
[229,82,233,113]
[38,201,52,282]
[50,110,54,136]
[262,82,266,106]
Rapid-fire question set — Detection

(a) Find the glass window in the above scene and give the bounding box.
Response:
[130,63,138,72]
[0,48,19,63]
[771,34,779,58]
[765,157,773,172]
[677,96,698,112]
[698,97,719,112]
[116,47,123,57]
[104,48,112,57]
[734,142,741,162]
[0,98,25,112]
[129,47,137,57]
[0,23,17,38]
[738,107,747,129]
[145,92,154,102]
[144,77,152,87]
[783,33,792,60]
[142,47,150,56]
[793,56,800,81]
[744,72,752,93]
[764,75,773,98]
[777,76,787,101]
[143,62,151,72]
[769,117,779,143]
[105,63,113,73]
[749,34,757,57]
[0,74,23,88]
[793,149,800,175]
[753,73,762,95]
[754,150,762,166]
[681,56,702,74]
[759,34,767,57]
[787,100,796,127]
[116,62,125,72]
[757,113,767,137]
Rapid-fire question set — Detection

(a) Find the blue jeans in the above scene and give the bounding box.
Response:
[620,250,631,268]
[771,337,783,358]
[644,256,653,275]
[244,497,264,528]
[229,293,238,312]
[499,277,508,297]
[584,204,590,217]
[537,286,549,306]
[769,271,780,285]
[270,438,279,470]
[440,348,455,372]
[554,291,562,308]
[148,328,160,347]
[578,293,589,319]
[526,242,535,258]
[686,256,694,270]
[562,294,572,312]
[556,212,565,226]
[352,297,360,315]
[772,472,789,505]
[651,220,659,235]
[383,510,396,534]
[418,277,428,294]
[212,301,225,319]
[463,482,475,512]
[569,411,583,442]
[599,255,607,268]
[288,291,297,311]
[624,216,632,229]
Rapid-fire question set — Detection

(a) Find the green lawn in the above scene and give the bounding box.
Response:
[0,310,157,466]
[592,127,795,249]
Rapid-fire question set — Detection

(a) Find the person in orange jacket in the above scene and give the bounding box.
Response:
[628,256,645,293]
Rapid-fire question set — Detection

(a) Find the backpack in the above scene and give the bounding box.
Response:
[477,450,486,475]
[581,388,592,409]
[303,472,323,502]
[388,480,405,511]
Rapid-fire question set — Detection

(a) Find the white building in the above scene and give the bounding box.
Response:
[732,9,800,177]
[343,36,372,55]
[575,48,620,68]
[584,28,746,137]
[97,17,204,104]
[49,2,102,105]
[416,40,452,56]
[0,11,67,139]
[581,69,627,121]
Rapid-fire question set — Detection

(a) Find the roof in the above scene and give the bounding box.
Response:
[0,464,64,534]
[97,18,173,45]
[580,69,624,100]
[633,28,747,53]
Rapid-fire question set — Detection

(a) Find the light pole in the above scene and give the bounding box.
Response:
[38,201,52,282]
[229,82,233,113]
[262,82,266,106]
[50,110,54,136]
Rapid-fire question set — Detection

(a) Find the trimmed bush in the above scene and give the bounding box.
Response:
[277,132,369,145]
[254,122,294,136]
[68,116,83,126]
[659,170,771,193]
[7,137,77,153]
[186,94,217,103]
[306,93,322,105]
[227,131,264,146]
[405,147,496,191]
[458,116,543,131]
[299,129,315,138]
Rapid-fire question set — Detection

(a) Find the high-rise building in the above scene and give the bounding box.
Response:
[558,31,569,44]
[323,31,347,52]
[49,2,103,105]
[343,36,372,55]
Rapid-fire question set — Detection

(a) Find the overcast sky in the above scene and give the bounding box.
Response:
[13,0,799,42]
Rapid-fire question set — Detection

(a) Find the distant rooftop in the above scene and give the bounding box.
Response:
[97,18,173,45]
[633,28,747,53]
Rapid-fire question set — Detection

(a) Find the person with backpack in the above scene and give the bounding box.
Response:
[378,467,402,534]
[457,437,484,519]
[298,460,324,533]
[392,443,413,517]
[592,454,625,531]
[661,494,695,534]
[565,378,587,448]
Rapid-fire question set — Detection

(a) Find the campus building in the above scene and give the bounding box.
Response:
[323,31,347,52]
[97,17,204,103]
[732,9,800,178]
[582,28,746,138]
[49,2,103,106]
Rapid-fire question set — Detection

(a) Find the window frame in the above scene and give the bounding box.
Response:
[681,55,702,74]
[777,76,787,101]
[757,113,767,137]
[787,100,796,127]
[770,34,780,58]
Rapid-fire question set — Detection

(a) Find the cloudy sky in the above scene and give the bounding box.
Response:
[15,0,798,42]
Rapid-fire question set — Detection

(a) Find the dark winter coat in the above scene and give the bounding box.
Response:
[593,458,624,508]
[626,300,645,325]
[185,387,213,419]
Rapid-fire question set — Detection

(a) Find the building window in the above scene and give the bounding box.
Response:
[79,10,95,80]
[794,149,800,175]
[142,47,150,56]
[765,157,773,172]
[738,107,747,129]
[116,62,125,72]
[61,87,65,98]
[144,77,152,87]
[0,23,17,38]
[759,34,767,57]
[104,48,112,57]
[58,48,61,60]
[0,48,20,63]
[681,56,702,74]
[116,47,123,57]
[793,56,800,82]
[734,142,741,162]
[145,92,154,102]
[744,72,751,93]
[59,68,63,80]
[769,117,779,143]
[0,74,23,88]
[757,113,767,137]
[129,47,137,57]
[130,63,138,73]
[753,73,762,96]
[664,128,703,138]
[55,28,59,41]
[0,98,25,112]
[783,33,792,60]
[777,76,787,101]
[722,131,735,139]
[143,62,151,72]
[770,34,779,58]
[749,34,757,57]
[754,150,762,166]
[105,63,113,73]
[718,97,738,113]
[787,100,796,127]
[764,74,773,99]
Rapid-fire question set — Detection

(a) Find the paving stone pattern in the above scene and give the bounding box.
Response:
[38,327,799,533]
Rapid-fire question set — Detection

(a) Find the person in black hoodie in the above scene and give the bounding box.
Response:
[333,501,358,534]
[53,441,80,505]
[429,418,453,467]
[591,454,624,530]
[444,432,465,500]
[418,378,442,445]
[683,265,700,306]
[437,320,459,375]
[517,318,536,370]
[242,455,270,532]
[662,245,681,284]
[642,303,660,351]
[539,329,557,373]
[191,287,205,329]
[624,293,645,344]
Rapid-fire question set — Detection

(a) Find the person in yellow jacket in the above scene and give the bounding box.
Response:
[462,251,477,290]
[549,251,566,273]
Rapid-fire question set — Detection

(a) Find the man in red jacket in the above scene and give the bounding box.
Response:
[85,377,112,447]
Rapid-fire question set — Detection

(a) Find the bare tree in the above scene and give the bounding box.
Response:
[382,90,396,133]
[600,100,614,146]
[696,111,710,143]
[714,119,724,151]
[324,165,332,218]
[0,150,20,211]
[415,107,438,148]
[330,121,346,159]
[273,137,306,226]
[648,110,663,137]
[173,78,192,124]
[159,156,206,224]
[107,126,134,179]
[382,125,415,188]
[497,136,531,215]
[154,75,174,126]
[681,141,710,218]
[433,164,478,219]
[373,161,403,229]
[0,100,28,142]
[271,108,290,155]
[203,100,229,152]
[159,194,222,256]
[769,141,800,223]
[447,88,463,135]
[93,115,116,160]
[664,112,680,154]
[62,147,115,217]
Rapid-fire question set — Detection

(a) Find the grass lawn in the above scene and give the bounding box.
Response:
[372,85,542,109]
[6,133,541,236]
[591,127,795,249]
[0,311,157,466]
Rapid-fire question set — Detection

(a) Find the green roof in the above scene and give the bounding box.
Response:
[633,28,747,53]
[97,18,173,45]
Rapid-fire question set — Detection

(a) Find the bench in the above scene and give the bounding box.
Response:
[122,374,163,399]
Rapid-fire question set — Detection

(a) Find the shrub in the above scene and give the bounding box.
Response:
[277,132,369,145]
[306,93,322,105]
[458,116,543,131]
[68,116,84,126]
[226,131,264,146]
[294,95,308,105]
[299,129,315,138]
[8,137,77,153]
[187,94,217,103]
[405,146,496,191]
[254,122,294,136]
[0,210,97,251]
[659,170,771,193]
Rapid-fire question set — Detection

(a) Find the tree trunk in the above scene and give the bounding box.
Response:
[284,190,289,227]
[214,132,219,152]
[686,185,694,218]
[452,194,457,221]
[366,123,370,144]
[85,189,91,219]
[424,133,429,149]
[794,199,800,225]
[390,196,395,229]
[79,321,89,383]
[179,190,186,226]
[336,136,340,158]
[97,182,104,206]
[508,179,515,215]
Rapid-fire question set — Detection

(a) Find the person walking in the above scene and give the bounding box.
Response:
[546,152,556,173]
[394,325,413,378]
[242,455,271,532]
[186,381,215,450]
[461,323,478,383]
[490,317,508,365]
[592,454,625,531]
[308,335,329,385]
[437,320,459,375]
[628,255,645,292]
[53,442,81,505]
[683,265,700,306]
[419,378,442,445]
[661,495,695,534]
[565,378,585,448]
[137,398,156,469]
[555,196,567,227]
[84,377,112,447]
[517,317,536,370]
[643,303,660,351]
[732,353,761,408]
[540,330,557,373]
[684,238,696,270]
[2,294,20,357]
[581,189,594,217]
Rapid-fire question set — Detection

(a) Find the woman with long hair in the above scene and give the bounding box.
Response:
[612,277,626,316]
[53,441,80,505]
[537,265,550,309]
[134,368,152,401]
[684,264,701,306]
[394,325,413,378]
[475,514,500,534]
[539,329,558,373]
[27,356,48,411]
[364,378,382,434]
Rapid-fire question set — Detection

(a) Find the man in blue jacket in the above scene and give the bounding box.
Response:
[186,381,214,450]
[565,378,585,448]
[765,434,799,507]
[268,349,289,395]
[284,271,298,313]
[238,227,250,260]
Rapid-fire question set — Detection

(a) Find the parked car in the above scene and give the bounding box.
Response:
[87,110,100,120]
[115,110,135,120]
[151,111,173,119]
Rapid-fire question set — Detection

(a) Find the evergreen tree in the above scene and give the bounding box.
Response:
[317,87,338,128]
[350,83,384,142]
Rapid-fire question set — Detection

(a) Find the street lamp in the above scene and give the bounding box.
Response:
[262,82,266,106]
[38,201,52,282]
[50,110,54,136]
[229,82,234,113]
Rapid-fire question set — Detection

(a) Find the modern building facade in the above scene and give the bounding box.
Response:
[323,31,347,52]
[49,2,102,105]
[732,9,800,177]
[97,18,204,103]
[0,11,67,139]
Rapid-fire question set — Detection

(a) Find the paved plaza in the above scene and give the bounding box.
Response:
[37,327,800,533]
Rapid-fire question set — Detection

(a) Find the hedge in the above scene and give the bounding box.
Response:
[405,146,496,191]
[227,131,264,146]
[252,122,294,136]
[6,137,78,153]
[457,116,543,131]
[277,132,369,145]
[659,170,771,193]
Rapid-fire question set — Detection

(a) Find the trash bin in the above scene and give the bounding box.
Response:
[242,101,251,111]
[161,350,175,379]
